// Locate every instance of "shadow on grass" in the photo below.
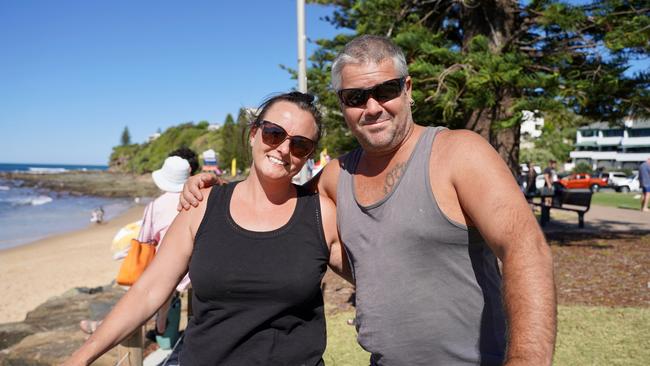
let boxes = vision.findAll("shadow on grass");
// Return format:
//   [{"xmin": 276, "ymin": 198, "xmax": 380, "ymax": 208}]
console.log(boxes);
[{"xmin": 544, "ymin": 229, "xmax": 650, "ymax": 248}]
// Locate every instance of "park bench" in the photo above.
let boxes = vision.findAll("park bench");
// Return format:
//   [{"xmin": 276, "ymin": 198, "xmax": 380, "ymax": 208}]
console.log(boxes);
[{"xmin": 531, "ymin": 188, "xmax": 593, "ymax": 228}]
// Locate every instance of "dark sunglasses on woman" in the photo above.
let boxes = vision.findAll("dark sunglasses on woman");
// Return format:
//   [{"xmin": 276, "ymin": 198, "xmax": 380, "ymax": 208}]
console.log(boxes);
[
  {"xmin": 259, "ymin": 121, "xmax": 316, "ymax": 158},
  {"xmin": 337, "ymin": 77, "xmax": 406, "ymax": 108}
]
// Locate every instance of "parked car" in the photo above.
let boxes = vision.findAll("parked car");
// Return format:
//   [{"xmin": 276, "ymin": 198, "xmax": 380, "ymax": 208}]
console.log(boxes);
[
  {"xmin": 600, "ymin": 171, "xmax": 630, "ymax": 188},
  {"xmin": 615, "ymin": 174, "xmax": 640, "ymax": 193},
  {"xmin": 558, "ymin": 173, "xmax": 608, "ymax": 191}
]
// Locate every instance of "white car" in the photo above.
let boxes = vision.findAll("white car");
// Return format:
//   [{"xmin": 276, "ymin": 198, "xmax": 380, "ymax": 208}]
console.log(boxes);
[
  {"xmin": 605, "ymin": 172, "xmax": 630, "ymax": 188},
  {"xmin": 615, "ymin": 174, "xmax": 640, "ymax": 193}
]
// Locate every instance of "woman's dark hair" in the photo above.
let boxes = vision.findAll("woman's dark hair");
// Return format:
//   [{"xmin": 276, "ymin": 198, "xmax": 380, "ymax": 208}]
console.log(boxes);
[
  {"xmin": 169, "ymin": 147, "xmax": 199, "ymax": 174},
  {"xmin": 245, "ymin": 91, "xmax": 323, "ymax": 145}
]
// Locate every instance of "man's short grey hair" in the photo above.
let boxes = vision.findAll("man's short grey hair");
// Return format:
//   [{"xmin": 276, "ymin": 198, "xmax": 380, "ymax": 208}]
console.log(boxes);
[{"xmin": 331, "ymin": 35, "xmax": 409, "ymax": 90}]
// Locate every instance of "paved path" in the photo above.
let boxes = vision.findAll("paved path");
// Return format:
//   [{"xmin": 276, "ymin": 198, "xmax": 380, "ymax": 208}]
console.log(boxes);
[{"xmin": 541, "ymin": 203, "xmax": 650, "ymax": 233}]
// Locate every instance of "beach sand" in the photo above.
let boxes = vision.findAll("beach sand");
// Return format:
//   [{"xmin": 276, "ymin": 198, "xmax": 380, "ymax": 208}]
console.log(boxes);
[{"xmin": 0, "ymin": 206, "xmax": 144, "ymax": 324}]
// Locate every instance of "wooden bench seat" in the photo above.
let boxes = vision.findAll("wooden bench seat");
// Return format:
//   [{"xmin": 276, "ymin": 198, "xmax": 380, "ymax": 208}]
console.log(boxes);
[{"xmin": 531, "ymin": 189, "xmax": 592, "ymax": 228}]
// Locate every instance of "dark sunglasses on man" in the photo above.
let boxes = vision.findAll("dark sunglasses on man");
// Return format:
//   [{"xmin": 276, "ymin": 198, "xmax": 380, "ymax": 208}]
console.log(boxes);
[
  {"xmin": 259, "ymin": 121, "xmax": 316, "ymax": 158},
  {"xmin": 337, "ymin": 77, "xmax": 406, "ymax": 108}
]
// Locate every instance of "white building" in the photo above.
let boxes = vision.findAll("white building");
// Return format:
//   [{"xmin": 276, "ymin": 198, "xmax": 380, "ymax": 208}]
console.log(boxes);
[
  {"xmin": 520, "ymin": 110, "xmax": 544, "ymax": 149},
  {"xmin": 148, "ymin": 132, "xmax": 161, "ymax": 142},
  {"xmin": 570, "ymin": 119, "xmax": 650, "ymax": 170}
]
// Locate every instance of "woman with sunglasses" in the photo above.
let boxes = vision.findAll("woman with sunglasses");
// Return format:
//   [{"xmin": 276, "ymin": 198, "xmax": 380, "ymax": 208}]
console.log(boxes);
[{"xmin": 64, "ymin": 92, "xmax": 350, "ymax": 366}]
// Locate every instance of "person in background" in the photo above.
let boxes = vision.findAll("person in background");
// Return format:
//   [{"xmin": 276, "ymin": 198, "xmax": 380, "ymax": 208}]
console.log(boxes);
[
  {"xmin": 525, "ymin": 162, "xmax": 539, "ymax": 199},
  {"xmin": 65, "ymin": 92, "xmax": 350, "ymax": 365},
  {"xmin": 80, "ymin": 149, "xmax": 198, "ymax": 340},
  {"xmin": 639, "ymin": 157, "xmax": 650, "ymax": 212},
  {"xmin": 172, "ymin": 147, "xmax": 200, "ymax": 176},
  {"xmin": 90, "ymin": 206, "xmax": 104, "ymax": 224},
  {"xmin": 543, "ymin": 159, "xmax": 558, "ymax": 205}
]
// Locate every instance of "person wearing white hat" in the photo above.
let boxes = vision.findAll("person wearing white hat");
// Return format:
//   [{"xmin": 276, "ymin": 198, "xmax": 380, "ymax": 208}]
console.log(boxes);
[
  {"xmin": 152, "ymin": 156, "xmax": 191, "ymax": 193},
  {"xmin": 79, "ymin": 152, "xmax": 195, "ymax": 344}
]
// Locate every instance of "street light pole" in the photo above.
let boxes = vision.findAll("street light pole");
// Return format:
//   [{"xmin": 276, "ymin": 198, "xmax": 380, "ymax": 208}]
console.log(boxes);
[
  {"xmin": 295, "ymin": 0, "xmax": 310, "ymax": 185},
  {"xmin": 297, "ymin": 0, "xmax": 307, "ymax": 93}
]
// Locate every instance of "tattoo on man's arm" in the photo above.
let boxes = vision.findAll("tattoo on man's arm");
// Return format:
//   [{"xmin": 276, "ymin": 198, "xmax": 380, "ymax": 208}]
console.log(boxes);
[{"xmin": 383, "ymin": 162, "xmax": 407, "ymax": 194}]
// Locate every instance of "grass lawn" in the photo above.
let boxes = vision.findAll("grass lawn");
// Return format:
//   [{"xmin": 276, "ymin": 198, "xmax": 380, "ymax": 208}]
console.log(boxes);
[
  {"xmin": 324, "ymin": 306, "xmax": 650, "ymax": 365},
  {"xmin": 555, "ymin": 305, "xmax": 650, "ymax": 366},
  {"xmin": 324, "ymin": 311, "xmax": 369, "ymax": 365},
  {"xmin": 592, "ymin": 191, "xmax": 641, "ymax": 209}
]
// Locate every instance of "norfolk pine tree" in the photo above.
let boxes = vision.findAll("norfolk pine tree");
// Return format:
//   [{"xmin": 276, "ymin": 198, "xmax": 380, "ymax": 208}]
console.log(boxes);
[
  {"xmin": 219, "ymin": 114, "xmax": 237, "ymax": 168},
  {"xmin": 235, "ymin": 108, "xmax": 253, "ymax": 169},
  {"xmin": 120, "ymin": 126, "xmax": 131, "ymax": 146},
  {"xmin": 304, "ymin": 0, "xmax": 649, "ymax": 173}
]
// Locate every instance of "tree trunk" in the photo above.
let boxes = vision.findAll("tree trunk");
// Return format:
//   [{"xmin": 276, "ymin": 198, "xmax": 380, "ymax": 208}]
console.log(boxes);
[{"xmin": 461, "ymin": 0, "xmax": 521, "ymax": 175}]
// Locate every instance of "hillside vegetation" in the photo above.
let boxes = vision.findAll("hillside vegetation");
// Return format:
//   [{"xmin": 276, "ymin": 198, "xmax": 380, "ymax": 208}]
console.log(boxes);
[{"xmin": 110, "ymin": 118, "xmax": 236, "ymax": 174}]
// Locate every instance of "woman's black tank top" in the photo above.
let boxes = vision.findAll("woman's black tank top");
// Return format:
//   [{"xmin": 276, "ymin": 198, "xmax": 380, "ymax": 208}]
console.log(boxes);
[{"xmin": 180, "ymin": 182, "xmax": 330, "ymax": 366}]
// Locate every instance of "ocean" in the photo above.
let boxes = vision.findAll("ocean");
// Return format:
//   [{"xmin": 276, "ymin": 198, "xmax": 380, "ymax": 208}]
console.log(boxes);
[
  {"xmin": 0, "ymin": 163, "xmax": 134, "ymax": 250},
  {"xmin": 0, "ymin": 162, "xmax": 108, "ymax": 173}
]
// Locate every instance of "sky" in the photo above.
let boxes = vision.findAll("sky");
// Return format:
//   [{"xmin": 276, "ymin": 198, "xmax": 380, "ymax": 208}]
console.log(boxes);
[
  {"xmin": 1, "ymin": 1, "xmax": 647, "ymax": 165},
  {"xmin": 0, "ymin": 0, "xmax": 345, "ymax": 165}
]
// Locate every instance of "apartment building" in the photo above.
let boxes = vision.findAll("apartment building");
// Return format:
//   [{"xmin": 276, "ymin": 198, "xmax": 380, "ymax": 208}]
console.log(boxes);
[{"xmin": 570, "ymin": 119, "xmax": 650, "ymax": 170}]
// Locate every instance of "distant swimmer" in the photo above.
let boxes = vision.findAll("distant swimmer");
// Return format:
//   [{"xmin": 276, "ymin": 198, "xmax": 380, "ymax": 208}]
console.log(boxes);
[{"xmin": 90, "ymin": 206, "xmax": 104, "ymax": 224}]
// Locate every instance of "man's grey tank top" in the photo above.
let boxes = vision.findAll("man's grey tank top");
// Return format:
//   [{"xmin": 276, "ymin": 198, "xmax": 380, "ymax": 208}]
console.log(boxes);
[{"xmin": 337, "ymin": 127, "xmax": 506, "ymax": 366}]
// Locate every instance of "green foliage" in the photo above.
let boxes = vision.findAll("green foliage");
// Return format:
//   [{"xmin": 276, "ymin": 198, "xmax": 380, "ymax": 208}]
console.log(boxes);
[
  {"xmin": 110, "ymin": 122, "xmax": 221, "ymax": 174},
  {"xmin": 219, "ymin": 113, "xmax": 239, "ymax": 171},
  {"xmin": 236, "ymin": 109, "xmax": 253, "ymax": 169},
  {"xmin": 219, "ymin": 108, "xmax": 251, "ymax": 171},
  {"xmin": 191, "ymin": 129, "xmax": 222, "ymax": 161},
  {"xmin": 304, "ymin": 0, "xmax": 649, "ymax": 168},
  {"xmin": 217, "ymin": 110, "xmax": 255, "ymax": 173},
  {"xmin": 620, "ymin": 167, "xmax": 634, "ymax": 177},
  {"xmin": 572, "ymin": 162, "xmax": 593, "ymax": 174},
  {"xmin": 109, "ymin": 144, "xmax": 142, "ymax": 173},
  {"xmin": 120, "ymin": 126, "xmax": 131, "ymax": 146},
  {"xmin": 520, "ymin": 147, "xmax": 557, "ymax": 168}
]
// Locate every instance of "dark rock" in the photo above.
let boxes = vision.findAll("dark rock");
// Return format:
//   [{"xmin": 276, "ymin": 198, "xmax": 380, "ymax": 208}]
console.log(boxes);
[
  {"xmin": 0, "ymin": 284, "xmax": 125, "ymax": 365},
  {"xmin": 0, "ymin": 322, "xmax": 38, "ymax": 350}
]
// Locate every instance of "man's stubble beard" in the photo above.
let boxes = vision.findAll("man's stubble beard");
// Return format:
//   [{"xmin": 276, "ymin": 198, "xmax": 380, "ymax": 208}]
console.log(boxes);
[{"xmin": 351, "ymin": 114, "xmax": 414, "ymax": 156}]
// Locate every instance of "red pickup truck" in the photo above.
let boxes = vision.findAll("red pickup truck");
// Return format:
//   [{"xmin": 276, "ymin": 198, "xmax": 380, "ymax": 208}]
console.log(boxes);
[{"xmin": 558, "ymin": 173, "xmax": 608, "ymax": 191}]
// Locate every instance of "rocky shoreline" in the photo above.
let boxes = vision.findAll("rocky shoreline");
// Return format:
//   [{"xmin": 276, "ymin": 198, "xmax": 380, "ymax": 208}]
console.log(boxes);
[
  {"xmin": 0, "ymin": 171, "xmax": 160, "ymax": 198},
  {"xmin": 0, "ymin": 284, "xmax": 126, "ymax": 366}
]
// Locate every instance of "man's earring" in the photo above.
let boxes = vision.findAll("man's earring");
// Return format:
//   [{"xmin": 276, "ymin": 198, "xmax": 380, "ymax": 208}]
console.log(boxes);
[{"xmin": 409, "ymin": 99, "xmax": 415, "ymax": 107}]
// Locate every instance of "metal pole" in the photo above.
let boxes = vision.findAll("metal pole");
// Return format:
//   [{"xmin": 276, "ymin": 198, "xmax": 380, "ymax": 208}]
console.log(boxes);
[
  {"xmin": 297, "ymin": 0, "xmax": 307, "ymax": 93},
  {"xmin": 295, "ymin": 0, "xmax": 310, "ymax": 185}
]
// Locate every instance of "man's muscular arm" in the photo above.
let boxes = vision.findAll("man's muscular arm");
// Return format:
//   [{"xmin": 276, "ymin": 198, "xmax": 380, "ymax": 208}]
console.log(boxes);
[{"xmin": 447, "ymin": 131, "xmax": 556, "ymax": 366}]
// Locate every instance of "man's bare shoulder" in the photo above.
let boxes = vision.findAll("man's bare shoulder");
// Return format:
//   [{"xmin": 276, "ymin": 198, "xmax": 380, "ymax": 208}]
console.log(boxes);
[{"xmin": 435, "ymin": 128, "xmax": 490, "ymax": 153}]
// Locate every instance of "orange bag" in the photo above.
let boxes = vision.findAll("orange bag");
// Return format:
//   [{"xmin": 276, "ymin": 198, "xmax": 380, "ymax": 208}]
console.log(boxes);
[
  {"xmin": 116, "ymin": 238, "xmax": 156, "ymax": 285},
  {"xmin": 116, "ymin": 201, "xmax": 157, "ymax": 286}
]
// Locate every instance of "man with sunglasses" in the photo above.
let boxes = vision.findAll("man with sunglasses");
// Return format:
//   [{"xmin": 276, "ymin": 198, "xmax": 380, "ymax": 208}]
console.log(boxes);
[{"xmin": 180, "ymin": 35, "xmax": 556, "ymax": 366}]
